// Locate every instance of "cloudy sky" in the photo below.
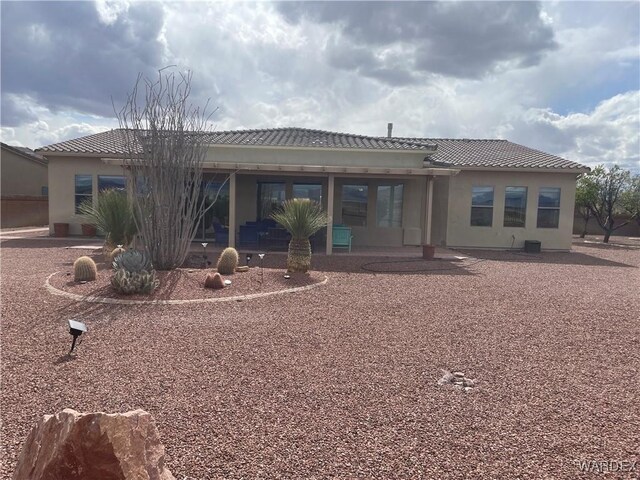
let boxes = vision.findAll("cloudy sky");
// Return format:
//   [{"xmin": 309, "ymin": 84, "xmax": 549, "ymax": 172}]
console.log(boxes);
[{"xmin": 1, "ymin": 1, "xmax": 638, "ymax": 170}]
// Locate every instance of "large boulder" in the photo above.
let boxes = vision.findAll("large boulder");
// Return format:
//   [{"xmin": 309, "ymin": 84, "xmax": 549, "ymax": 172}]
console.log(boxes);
[{"xmin": 13, "ymin": 408, "xmax": 175, "ymax": 480}]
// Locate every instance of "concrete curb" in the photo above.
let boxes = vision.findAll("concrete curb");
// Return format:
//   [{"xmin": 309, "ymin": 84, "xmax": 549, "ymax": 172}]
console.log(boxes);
[{"xmin": 45, "ymin": 272, "xmax": 328, "ymax": 305}]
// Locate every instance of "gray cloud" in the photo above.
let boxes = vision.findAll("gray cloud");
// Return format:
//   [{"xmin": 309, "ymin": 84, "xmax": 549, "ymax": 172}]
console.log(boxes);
[
  {"xmin": 278, "ymin": 1, "xmax": 557, "ymax": 82},
  {"xmin": 0, "ymin": 1, "xmax": 165, "ymax": 123},
  {"xmin": 1, "ymin": 95, "xmax": 38, "ymax": 127}
]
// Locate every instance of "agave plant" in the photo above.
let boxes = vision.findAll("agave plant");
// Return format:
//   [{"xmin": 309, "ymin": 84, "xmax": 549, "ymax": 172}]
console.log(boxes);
[
  {"xmin": 271, "ymin": 199, "xmax": 328, "ymax": 273},
  {"xmin": 112, "ymin": 249, "xmax": 153, "ymax": 273},
  {"xmin": 78, "ymin": 189, "xmax": 137, "ymax": 247}
]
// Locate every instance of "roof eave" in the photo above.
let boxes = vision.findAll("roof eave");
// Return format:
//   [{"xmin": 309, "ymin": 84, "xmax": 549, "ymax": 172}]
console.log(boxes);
[{"xmin": 453, "ymin": 165, "xmax": 590, "ymax": 174}]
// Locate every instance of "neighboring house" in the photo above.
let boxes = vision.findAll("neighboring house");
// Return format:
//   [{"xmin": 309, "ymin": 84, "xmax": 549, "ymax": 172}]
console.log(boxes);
[
  {"xmin": 35, "ymin": 127, "xmax": 589, "ymax": 251},
  {"xmin": 0, "ymin": 142, "xmax": 49, "ymax": 227}
]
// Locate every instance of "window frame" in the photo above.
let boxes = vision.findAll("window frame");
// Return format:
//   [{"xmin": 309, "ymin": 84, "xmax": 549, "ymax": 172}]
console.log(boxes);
[
  {"xmin": 376, "ymin": 183, "xmax": 404, "ymax": 228},
  {"xmin": 257, "ymin": 182, "xmax": 286, "ymax": 220},
  {"xmin": 503, "ymin": 186, "xmax": 528, "ymax": 228},
  {"xmin": 536, "ymin": 187, "xmax": 561, "ymax": 229},
  {"xmin": 292, "ymin": 183, "xmax": 323, "ymax": 204},
  {"xmin": 470, "ymin": 185, "xmax": 494, "ymax": 227},
  {"xmin": 74, "ymin": 174, "xmax": 93, "ymax": 214},
  {"xmin": 341, "ymin": 184, "xmax": 369, "ymax": 227},
  {"xmin": 97, "ymin": 175, "xmax": 127, "ymax": 193}
]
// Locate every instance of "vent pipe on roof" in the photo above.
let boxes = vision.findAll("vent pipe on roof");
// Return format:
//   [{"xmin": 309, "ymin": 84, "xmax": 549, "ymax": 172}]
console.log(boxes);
[{"xmin": 387, "ymin": 123, "xmax": 393, "ymax": 138}]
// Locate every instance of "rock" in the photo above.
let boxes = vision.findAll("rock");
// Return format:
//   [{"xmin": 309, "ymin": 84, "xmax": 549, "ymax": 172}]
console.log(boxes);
[
  {"xmin": 453, "ymin": 371, "xmax": 465, "ymax": 378},
  {"xmin": 12, "ymin": 408, "xmax": 174, "ymax": 480},
  {"xmin": 204, "ymin": 272, "xmax": 224, "ymax": 289},
  {"xmin": 235, "ymin": 266, "xmax": 249, "ymax": 273}
]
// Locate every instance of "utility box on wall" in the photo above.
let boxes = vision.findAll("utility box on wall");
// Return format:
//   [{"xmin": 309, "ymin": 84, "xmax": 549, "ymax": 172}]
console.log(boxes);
[{"xmin": 524, "ymin": 240, "xmax": 541, "ymax": 253}]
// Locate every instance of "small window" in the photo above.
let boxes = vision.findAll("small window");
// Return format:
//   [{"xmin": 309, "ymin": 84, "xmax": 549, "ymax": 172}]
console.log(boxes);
[
  {"xmin": 537, "ymin": 187, "xmax": 561, "ymax": 228},
  {"xmin": 41, "ymin": 186, "xmax": 48, "ymax": 196},
  {"xmin": 293, "ymin": 183, "xmax": 322, "ymax": 203},
  {"xmin": 75, "ymin": 175, "xmax": 92, "ymax": 213},
  {"xmin": 470, "ymin": 186, "xmax": 494, "ymax": 227},
  {"xmin": 342, "ymin": 185, "xmax": 368, "ymax": 226},
  {"xmin": 98, "ymin": 175, "xmax": 126, "ymax": 192},
  {"xmin": 376, "ymin": 184, "xmax": 403, "ymax": 227},
  {"xmin": 504, "ymin": 187, "xmax": 527, "ymax": 227}
]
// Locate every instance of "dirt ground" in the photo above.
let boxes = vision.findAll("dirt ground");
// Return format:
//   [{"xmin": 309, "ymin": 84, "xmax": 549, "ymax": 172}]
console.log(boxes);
[{"xmin": 1, "ymin": 235, "xmax": 638, "ymax": 479}]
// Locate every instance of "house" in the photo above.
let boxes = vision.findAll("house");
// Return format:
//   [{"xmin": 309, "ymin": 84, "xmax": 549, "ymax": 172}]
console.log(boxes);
[
  {"xmin": 35, "ymin": 127, "xmax": 589, "ymax": 251},
  {"xmin": 1, "ymin": 142, "xmax": 49, "ymax": 227}
]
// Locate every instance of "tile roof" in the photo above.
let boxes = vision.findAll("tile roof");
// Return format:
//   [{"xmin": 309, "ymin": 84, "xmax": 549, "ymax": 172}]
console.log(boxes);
[
  {"xmin": 35, "ymin": 128, "xmax": 434, "ymax": 154},
  {"xmin": 1, "ymin": 142, "xmax": 47, "ymax": 164},
  {"xmin": 35, "ymin": 128, "xmax": 588, "ymax": 171},
  {"xmin": 395, "ymin": 137, "xmax": 587, "ymax": 170}
]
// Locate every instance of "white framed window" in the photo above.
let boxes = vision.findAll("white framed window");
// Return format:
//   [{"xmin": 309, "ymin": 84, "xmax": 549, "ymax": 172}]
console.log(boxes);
[
  {"xmin": 504, "ymin": 186, "xmax": 527, "ymax": 227},
  {"xmin": 537, "ymin": 187, "xmax": 561, "ymax": 228},
  {"xmin": 74, "ymin": 174, "xmax": 92, "ymax": 213},
  {"xmin": 470, "ymin": 186, "xmax": 494, "ymax": 227}
]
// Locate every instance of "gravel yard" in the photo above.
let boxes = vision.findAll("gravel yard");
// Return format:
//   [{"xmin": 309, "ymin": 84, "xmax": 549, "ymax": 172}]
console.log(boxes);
[{"xmin": 1, "ymin": 237, "xmax": 639, "ymax": 479}]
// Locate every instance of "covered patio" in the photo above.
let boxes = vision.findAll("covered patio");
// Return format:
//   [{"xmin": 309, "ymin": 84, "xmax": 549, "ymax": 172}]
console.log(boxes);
[{"xmin": 197, "ymin": 160, "xmax": 458, "ymax": 255}]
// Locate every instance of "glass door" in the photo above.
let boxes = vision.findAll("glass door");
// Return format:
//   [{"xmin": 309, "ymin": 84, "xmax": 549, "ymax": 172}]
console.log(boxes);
[{"xmin": 195, "ymin": 175, "xmax": 230, "ymax": 241}]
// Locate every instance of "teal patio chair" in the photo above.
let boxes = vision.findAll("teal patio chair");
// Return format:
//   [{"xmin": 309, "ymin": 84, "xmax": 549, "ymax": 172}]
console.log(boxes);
[{"xmin": 332, "ymin": 225, "xmax": 353, "ymax": 252}]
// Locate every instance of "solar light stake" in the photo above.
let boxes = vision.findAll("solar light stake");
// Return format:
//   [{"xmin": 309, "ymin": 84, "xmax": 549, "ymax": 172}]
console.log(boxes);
[
  {"xmin": 246, "ymin": 253, "xmax": 253, "ymax": 267},
  {"xmin": 68, "ymin": 320, "xmax": 87, "ymax": 354},
  {"xmin": 201, "ymin": 243, "xmax": 208, "ymax": 268},
  {"xmin": 258, "ymin": 253, "xmax": 265, "ymax": 287}
]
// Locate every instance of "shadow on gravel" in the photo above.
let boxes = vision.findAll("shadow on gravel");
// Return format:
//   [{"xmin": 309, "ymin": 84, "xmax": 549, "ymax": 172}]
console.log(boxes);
[
  {"xmin": 258, "ymin": 255, "xmax": 478, "ymax": 276},
  {"xmin": 0, "ymin": 238, "xmax": 102, "ymax": 249},
  {"xmin": 455, "ymin": 249, "xmax": 636, "ymax": 268},
  {"xmin": 53, "ymin": 354, "xmax": 78, "ymax": 365},
  {"xmin": 572, "ymin": 241, "xmax": 640, "ymax": 251}
]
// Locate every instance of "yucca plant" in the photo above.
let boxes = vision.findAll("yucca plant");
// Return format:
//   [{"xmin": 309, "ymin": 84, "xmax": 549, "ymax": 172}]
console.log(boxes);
[
  {"xmin": 271, "ymin": 199, "xmax": 328, "ymax": 273},
  {"xmin": 78, "ymin": 189, "xmax": 137, "ymax": 248}
]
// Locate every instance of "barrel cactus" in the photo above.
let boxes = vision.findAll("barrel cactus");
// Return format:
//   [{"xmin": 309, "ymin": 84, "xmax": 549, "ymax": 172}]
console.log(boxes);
[
  {"xmin": 73, "ymin": 256, "xmax": 97, "ymax": 282},
  {"xmin": 110, "ymin": 247, "xmax": 126, "ymax": 262},
  {"xmin": 216, "ymin": 247, "xmax": 239, "ymax": 275},
  {"xmin": 204, "ymin": 272, "xmax": 224, "ymax": 289}
]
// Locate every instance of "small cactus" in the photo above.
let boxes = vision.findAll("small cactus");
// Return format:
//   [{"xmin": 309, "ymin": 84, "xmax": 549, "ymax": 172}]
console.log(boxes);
[
  {"xmin": 204, "ymin": 272, "xmax": 225, "ymax": 289},
  {"xmin": 74, "ymin": 256, "xmax": 97, "ymax": 282},
  {"xmin": 110, "ymin": 247, "xmax": 126, "ymax": 262},
  {"xmin": 216, "ymin": 247, "xmax": 239, "ymax": 275},
  {"xmin": 111, "ymin": 268, "xmax": 158, "ymax": 294}
]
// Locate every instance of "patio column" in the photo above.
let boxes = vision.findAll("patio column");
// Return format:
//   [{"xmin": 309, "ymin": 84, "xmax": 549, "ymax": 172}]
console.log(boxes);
[
  {"xmin": 229, "ymin": 172, "xmax": 237, "ymax": 248},
  {"xmin": 326, "ymin": 174, "xmax": 335, "ymax": 255},
  {"xmin": 424, "ymin": 175, "xmax": 434, "ymax": 245}
]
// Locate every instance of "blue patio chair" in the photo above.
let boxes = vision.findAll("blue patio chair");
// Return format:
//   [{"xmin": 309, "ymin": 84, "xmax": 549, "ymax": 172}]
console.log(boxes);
[
  {"xmin": 239, "ymin": 224, "xmax": 258, "ymax": 246},
  {"xmin": 332, "ymin": 225, "xmax": 353, "ymax": 252}
]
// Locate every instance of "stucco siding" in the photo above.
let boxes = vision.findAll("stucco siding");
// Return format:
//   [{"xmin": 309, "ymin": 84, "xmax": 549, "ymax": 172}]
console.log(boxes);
[
  {"xmin": 207, "ymin": 146, "xmax": 425, "ymax": 169},
  {"xmin": 445, "ymin": 170, "xmax": 578, "ymax": 250},
  {"xmin": 1, "ymin": 150, "xmax": 48, "ymax": 196},
  {"xmin": 48, "ymin": 156, "xmax": 127, "ymax": 235}
]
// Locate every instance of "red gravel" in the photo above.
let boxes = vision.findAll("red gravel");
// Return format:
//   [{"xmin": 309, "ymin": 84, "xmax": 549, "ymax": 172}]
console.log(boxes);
[
  {"xmin": 1, "ymin": 237, "xmax": 639, "ymax": 479},
  {"xmin": 49, "ymin": 257, "xmax": 323, "ymax": 301}
]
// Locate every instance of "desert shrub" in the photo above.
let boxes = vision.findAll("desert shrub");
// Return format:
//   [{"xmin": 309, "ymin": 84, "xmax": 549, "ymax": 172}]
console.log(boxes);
[{"xmin": 78, "ymin": 189, "xmax": 137, "ymax": 247}]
